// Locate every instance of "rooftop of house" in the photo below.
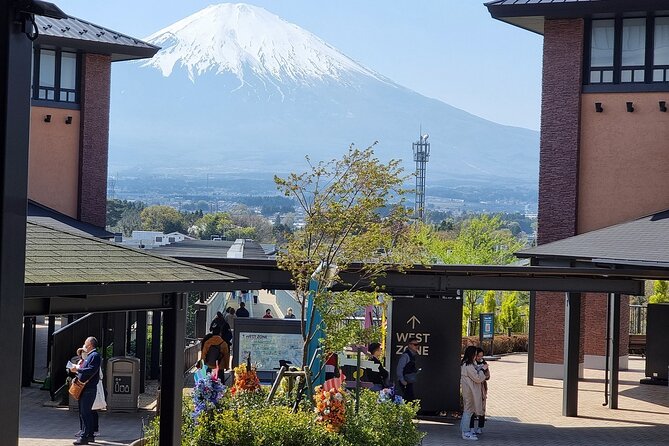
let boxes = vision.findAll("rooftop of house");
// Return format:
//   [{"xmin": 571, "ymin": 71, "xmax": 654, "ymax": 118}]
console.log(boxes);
[
  {"xmin": 35, "ymin": 14, "xmax": 159, "ymax": 61},
  {"xmin": 486, "ymin": 0, "xmax": 669, "ymax": 34}
]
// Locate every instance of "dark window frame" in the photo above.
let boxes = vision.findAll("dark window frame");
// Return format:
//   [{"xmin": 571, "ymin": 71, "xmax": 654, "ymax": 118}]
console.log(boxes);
[
  {"xmin": 584, "ymin": 14, "xmax": 669, "ymax": 92},
  {"xmin": 31, "ymin": 47, "xmax": 81, "ymax": 107}
]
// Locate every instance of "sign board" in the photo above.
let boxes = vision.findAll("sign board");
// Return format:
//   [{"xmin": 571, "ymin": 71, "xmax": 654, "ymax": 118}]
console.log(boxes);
[
  {"xmin": 480, "ymin": 313, "xmax": 494, "ymax": 340},
  {"xmin": 113, "ymin": 375, "xmax": 132, "ymax": 394},
  {"xmin": 238, "ymin": 332, "xmax": 303, "ymax": 371},
  {"xmin": 389, "ymin": 295, "xmax": 462, "ymax": 413},
  {"xmin": 233, "ymin": 318, "xmax": 302, "ymax": 382}
]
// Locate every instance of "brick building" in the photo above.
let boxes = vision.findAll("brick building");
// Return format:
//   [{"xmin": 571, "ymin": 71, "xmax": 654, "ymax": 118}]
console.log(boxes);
[
  {"xmin": 29, "ymin": 15, "xmax": 157, "ymax": 228},
  {"xmin": 487, "ymin": 0, "xmax": 669, "ymax": 378}
]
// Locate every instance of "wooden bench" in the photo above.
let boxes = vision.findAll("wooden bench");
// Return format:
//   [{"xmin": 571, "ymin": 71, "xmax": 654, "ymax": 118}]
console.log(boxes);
[{"xmin": 628, "ymin": 334, "xmax": 646, "ymax": 357}]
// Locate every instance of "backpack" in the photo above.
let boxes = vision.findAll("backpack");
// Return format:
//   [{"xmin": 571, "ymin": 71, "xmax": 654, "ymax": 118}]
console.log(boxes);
[{"xmin": 205, "ymin": 341, "xmax": 223, "ymax": 368}]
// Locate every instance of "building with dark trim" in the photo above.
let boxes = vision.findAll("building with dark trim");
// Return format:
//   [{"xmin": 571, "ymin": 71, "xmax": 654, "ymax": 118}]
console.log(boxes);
[
  {"xmin": 29, "ymin": 15, "xmax": 157, "ymax": 228},
  {"xmin": 487, "ymin": 0, "xmax": 669, "ymax": 378}
]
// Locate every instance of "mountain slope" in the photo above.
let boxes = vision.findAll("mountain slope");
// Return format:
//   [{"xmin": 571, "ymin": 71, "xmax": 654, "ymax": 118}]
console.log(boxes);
[{"xmin": 108, "ymin": 3, "xmax": 538, "ymax": 183}]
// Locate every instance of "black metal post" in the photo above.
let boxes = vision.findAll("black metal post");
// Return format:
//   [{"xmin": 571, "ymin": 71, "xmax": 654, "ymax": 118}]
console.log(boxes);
[
  {"xmin": 21, "ymin": 317, "xmax": 34, "ymax": 387},
  {"xmin": 112, "ymin": 312, "xmax": 127, "ymax": 357},
  {"xmin": 562, "ymin": 292, "xmax": 581, "ymax": 417},
  {"xmin": 527, "ymin": 291, "xmax": 536, "ymax": 385},
  {"xmin": 0, "ymin": 2, "xmax": 31, "ymax": 442},
  {"xmin": 608, "ymin": 293, "xmax": 621, "ymax": 409},
  {"xmin": 136, "ymin": 310, "xmax": 147, "ymax": 394},
  {"xmin": 160, "ymin": 293, "xmax": 186, "ymax": 446},
  {"xmin": 150, "ymin": 310, "xmax": 162, "ymax": 379},
  {"xmin": 46, "ymin": 315, "xmax": 55, "ymax": 367}
]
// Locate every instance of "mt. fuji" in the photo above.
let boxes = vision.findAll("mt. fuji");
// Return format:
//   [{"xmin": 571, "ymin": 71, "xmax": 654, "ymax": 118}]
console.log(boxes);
[{"xmin": 109, "ymin": 3, "xmax": 538, "ymax": 184}]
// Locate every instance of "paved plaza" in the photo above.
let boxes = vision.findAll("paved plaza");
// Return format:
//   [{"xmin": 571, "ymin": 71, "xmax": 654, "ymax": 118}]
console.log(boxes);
[{"xmin": 19, "ymin": 353, "xmax": 668, "ymax": 445}]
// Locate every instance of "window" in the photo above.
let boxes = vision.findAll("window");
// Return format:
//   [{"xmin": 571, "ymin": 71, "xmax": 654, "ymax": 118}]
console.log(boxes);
[
  {"xmin": 32, "ymin": 48, "xmax": 78, "ymax": 103},
  {"xmin": 586, "ymin": 16, "xmax": 669, "ymax": 87},
  {"xmin": 155, "ymin": 237, "xmax": 163, "ymax": 242}
]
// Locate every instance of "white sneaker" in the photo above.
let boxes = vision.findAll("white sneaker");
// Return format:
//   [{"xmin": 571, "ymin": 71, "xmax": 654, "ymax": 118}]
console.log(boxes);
[
  {"xmin": 475, "ymin": 427, "xmax": 483, "ymax": 435},
  {"xmin": 462, "ymin": 432, "xmax": 479, "ymax": 441}
]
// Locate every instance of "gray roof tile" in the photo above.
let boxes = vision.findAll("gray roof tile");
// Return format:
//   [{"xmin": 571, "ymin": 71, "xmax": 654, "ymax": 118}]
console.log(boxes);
[{"xmin": 517, "ymin": 209, "xmax": 669, "ymax": 267}]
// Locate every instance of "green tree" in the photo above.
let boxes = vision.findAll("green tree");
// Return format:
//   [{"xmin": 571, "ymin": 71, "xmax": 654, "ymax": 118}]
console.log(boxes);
[
  {"xmin": 140, "ymin": 205, "xmax": 186, "ymax": 234},
  {"xmin": 191, "ymin": 212, "xmax": 233, "ymax": 240},
  {"xmin": 499, "ymin": 291, "xmax": 524, "ymax": 334},
  {"xmin": 275, "ymin": 145, "xmax": 425, "ymax": 378},
  {"xmin": 649, "ymin": 280, "xmax": 669, "ymax": 304},
  {"xmin": 114, "ymin": 207, "xmax": 142, "ymax": 236}
]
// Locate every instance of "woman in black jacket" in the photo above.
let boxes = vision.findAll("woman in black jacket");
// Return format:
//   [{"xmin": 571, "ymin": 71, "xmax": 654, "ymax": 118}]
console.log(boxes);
[{"xmin": 367, "ymin": 342, "xmax": 389, "ymax": 391}]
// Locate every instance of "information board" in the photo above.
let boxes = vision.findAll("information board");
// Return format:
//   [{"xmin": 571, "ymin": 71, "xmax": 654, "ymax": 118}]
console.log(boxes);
[
  {"xmin": 480, "ymin": 313, "xmax": 494, "ymax": 340},
  {"xmin": 237, "ymin": 332, "xmax": 303, "ymax": 371},
  {"xmin": 390, "ymin": 296, "xmax": 462, "ymax": 413}
]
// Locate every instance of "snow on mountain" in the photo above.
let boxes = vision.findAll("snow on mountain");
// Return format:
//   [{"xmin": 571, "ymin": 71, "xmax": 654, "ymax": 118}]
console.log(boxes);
[
  {"xmin": 109, "ymin": 3, "xmax": 539, "ymax": 185},
  {"xmin": 142, "ymin": 3, "xmax": 391, "ymax": 88}
]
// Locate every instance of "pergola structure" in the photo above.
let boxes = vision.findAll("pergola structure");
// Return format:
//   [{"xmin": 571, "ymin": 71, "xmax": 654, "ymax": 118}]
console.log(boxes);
[{"xmin": 152, "ymin": 246, "xmax": 669, "ymax": 421}]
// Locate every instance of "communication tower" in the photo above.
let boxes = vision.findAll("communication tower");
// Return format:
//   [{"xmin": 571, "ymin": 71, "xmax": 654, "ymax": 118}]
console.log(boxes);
[{"xmin": 412, "ymin": 132, "xmax": 430, "ymax": 222}]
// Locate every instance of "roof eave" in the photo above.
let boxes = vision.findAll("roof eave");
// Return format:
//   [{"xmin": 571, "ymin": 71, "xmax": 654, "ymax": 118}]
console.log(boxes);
[{"xmin": 36, "ymin": 35, "xmax": 159, "ymax": 62}]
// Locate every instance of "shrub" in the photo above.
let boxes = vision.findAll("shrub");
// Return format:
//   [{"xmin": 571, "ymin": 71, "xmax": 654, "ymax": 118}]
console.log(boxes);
[{"xmin": 461, "ymin": 335, "xmax": 528, "ymax": 354}]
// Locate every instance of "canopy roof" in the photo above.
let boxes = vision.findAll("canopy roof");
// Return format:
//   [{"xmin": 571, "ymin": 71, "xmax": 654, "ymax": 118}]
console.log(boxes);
[{"xmin": 517, "ymin": 209, "xmax": 669, "ymax": 270}]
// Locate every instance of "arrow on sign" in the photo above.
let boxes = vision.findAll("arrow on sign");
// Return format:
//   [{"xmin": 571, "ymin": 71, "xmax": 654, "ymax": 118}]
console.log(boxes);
[{"xmin": 407, "ymin": 315, "xmax": 421, "ymax": 329}]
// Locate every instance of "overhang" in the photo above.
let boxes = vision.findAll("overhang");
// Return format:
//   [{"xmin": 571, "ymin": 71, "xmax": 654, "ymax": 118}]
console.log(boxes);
[
  {"xmin": 34, "ymin": 15, "xmax": 159, "ymax": 61},
  {"xmin": 486, "ymin": 0, "xmax": 669, "ymax": 35}
]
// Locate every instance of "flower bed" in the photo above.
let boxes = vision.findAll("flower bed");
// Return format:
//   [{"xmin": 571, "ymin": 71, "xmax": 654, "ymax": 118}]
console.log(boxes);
[{"xmin": 144, "ymin": 381, "xmax": 424, "ymax": 446}]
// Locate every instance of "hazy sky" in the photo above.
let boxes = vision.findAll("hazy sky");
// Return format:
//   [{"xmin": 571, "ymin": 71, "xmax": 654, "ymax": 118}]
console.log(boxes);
[{"xmin": 55, "ymin": 1, "xmax": 543, "ymax": 130}]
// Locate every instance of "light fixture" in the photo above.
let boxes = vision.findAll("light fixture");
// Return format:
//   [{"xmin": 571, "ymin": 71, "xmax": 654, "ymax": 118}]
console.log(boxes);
[
  {"xmin": 65, "ymin": 116, "xmax": 72, "ymax": 124},
  {"xmin": 660, "ymin": 101, "xmax": 667, "ymax": 112},
  {"xmin": 595, "ymin": 102, "xmax": 603, "ymax": 113},
  {"xmin": 43, "ymin": 114, "xmax": 51, "ymax": 122},
  {"xmin": 626, "ymin": 102, "xmax": 634, "ymax": 113}
]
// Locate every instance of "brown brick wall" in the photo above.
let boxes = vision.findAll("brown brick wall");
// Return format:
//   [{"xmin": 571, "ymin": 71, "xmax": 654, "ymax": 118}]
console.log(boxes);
[
  {"xmin": 583, "ymin": 294, "xmax": 630, "ymax": 358},
  {"xmin": 534, "ymin": 292, "xmax": 585, "ymax": 364},
  {"xmin": 537, "ymin": 19, "xmax": 584, "ymax": 245},
  {"xmin": 78, "ymin": 53, "xmax": 111, "ymax": 228}
]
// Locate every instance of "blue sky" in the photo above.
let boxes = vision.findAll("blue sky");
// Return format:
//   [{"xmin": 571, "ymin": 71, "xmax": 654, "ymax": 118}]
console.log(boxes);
[{"xmin": 55, "ymin": 1, "xmax": 543, "ymax": 130}]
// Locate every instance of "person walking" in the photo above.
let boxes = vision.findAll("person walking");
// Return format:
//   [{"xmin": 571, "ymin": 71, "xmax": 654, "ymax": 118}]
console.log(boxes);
[
  {"xmin": 198, "ymin": 326, "xmax": 231, "ymax": 373},
  {"xmin": 396, "ymin": 337, "xmax": 420, "ymax": 401},
  {"xmin": 262, "ymin": 308, "xmax": 273, "ymax": 318},
  {"xmin": 70, "ymin": 336, "xmax": 102, "ymax": 445},
  {"xmin": 284, "ymin": 307, "xmax": 296, "ymax": 319},
  {"xmin": 469, "ymin": 347, "xmax": 490, "ymax": 435},
  {"xmin": 224, "ymin": 307, "xmax": 236, "ymax": 330},
  {"xmin": 210, "ymin": 311, "xmax": 225, "ymax": 332},
  {"xmin": 460, "ymin": 345, "xmax": 487, "ymax": 441},
  {"xmin": 235, "ymin": 301, "xmax": 250, "ymax": 318}
]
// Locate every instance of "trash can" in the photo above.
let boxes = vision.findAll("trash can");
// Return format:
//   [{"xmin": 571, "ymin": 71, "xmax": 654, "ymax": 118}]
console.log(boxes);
[{"xmin": 106, "ymin": 357, "xmax": 140, "ymax": 412}]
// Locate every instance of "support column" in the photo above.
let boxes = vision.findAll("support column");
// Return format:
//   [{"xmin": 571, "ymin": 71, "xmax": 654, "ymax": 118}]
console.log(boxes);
[
  {"xmin": 160, "ymin": 293, "xmax": 186, "ymax": 446},
  {"xmin": 608, "ymin": 293, "xmax": 621, "ymax": 409},
  {"xmin": 150, "ymin": 310, "xmax": 161, "ymax": 379},
  {"xmin": 0, "ymin": 4, "xmax": 32, "ymax": 441},
  {"xmin": 46, "ymin": 316, "xmax": 55, "ymax": 367},
  {"xmin": 112, "ymin": 312, "xmax": 127, "ymax": 357},
  {"xmin": 21, "ymin": 317, "xmax": 34, "ymax": 387},
  {"xmin": 527, "ymin": 290, "xmax": 536, "ymax": 386},
  {"xmin": 136, "ymin": 311, "xmax": 147, "ymax": 394},
  {"xmin": 563, "ymin": 292, "xmax": 581, "ymax": 417}
]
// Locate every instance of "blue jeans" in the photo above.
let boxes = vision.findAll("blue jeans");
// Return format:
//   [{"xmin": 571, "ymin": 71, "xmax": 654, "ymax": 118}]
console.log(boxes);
[
  {"xmin": 461, "ymin": 411, "xmax": 473, "ymax": 434},
  {"xmin": 78, "ymin": 386, "xmax": 97, "ymax": 438}
]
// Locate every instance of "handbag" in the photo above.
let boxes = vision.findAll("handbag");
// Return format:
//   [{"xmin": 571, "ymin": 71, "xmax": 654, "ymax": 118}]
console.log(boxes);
[
  {"xmin": 68, "ymin": 365, "xmax": 100, "ymax": 401},
  {"xmin": 68, "ymin": 377, "xmax": 89, "ymax": 400},
  {"xmin": 92, "ymin": 370, "xmax": 106, "ymax": 410}
]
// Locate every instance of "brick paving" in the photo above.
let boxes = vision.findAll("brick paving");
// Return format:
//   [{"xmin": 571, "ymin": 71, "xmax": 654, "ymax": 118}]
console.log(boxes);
[
  {"xmin": 419, "ymin": 353, "xmax": 669, "ymax": 445},
  {"xmin": 19, "ymin": 351, "xmax": 667, "ymax": 445}
]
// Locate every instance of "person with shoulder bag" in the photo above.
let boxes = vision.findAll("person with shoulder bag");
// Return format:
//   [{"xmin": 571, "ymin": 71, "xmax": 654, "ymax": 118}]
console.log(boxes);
[{"xmin": 69, "ymin": 336, "xmax": 102, "ymax": 445}]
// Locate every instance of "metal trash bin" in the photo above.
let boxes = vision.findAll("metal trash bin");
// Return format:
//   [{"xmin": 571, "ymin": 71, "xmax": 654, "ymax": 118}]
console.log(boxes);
[{"xmin": 106, "ymin": 357, "xmax": 140, "ymax": 412}]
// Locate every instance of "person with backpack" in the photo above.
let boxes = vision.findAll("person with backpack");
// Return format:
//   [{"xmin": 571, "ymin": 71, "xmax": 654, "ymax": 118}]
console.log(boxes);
[
  {"xmin": 396, "ymin": 337, "xmax": 420, "ymax": 401},
  {"xmin": 198, "ymin": 326, "xmax": 230, "ymax": 373}
]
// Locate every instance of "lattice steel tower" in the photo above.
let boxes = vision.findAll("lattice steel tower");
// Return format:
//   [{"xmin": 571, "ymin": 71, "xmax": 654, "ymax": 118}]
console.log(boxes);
[{"xmin": 413, "ymin": 132, "xmax": 430, "ymax": 222}]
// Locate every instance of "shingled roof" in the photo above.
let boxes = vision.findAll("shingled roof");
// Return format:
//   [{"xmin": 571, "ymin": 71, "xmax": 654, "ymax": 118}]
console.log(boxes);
[
  {"xmin": 35, "ymin": 15, "xmax": 158, "ymax": 61},
  {"xmin": 25, "ymin": 221, "xmax": 246, "ymax": 293},
  {"xmin": 517, "ymin": 209, "xmax": 669, "ymax": 268}
]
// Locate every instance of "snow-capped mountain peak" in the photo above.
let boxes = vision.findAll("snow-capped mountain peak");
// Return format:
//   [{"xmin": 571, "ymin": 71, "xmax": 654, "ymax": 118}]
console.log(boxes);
[{"xmin": 143, "ymin": 3, "xmax": 388, "ymax": 86}]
